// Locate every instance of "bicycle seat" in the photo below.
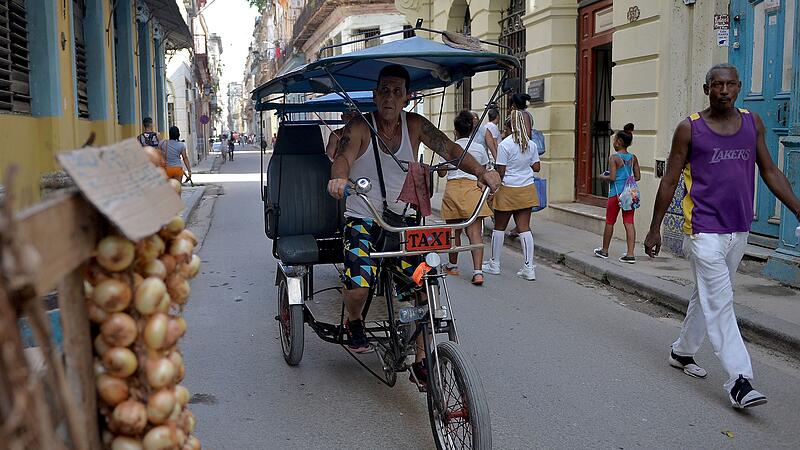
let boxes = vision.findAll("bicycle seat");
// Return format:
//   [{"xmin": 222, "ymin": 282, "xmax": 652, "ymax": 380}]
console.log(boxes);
[{"xmin": 275, "ymin": 235, "xmax": 319, "ymax": 265}]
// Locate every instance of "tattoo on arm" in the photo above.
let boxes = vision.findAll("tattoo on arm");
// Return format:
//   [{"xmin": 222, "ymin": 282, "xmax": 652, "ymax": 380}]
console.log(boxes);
[
  {"xmin": 421, "ymin": 119, "xmax": 451, "ymax": 158},
  {"xmin": 337, "ymin": 128, "xmax": 352, "ymax": 156}
]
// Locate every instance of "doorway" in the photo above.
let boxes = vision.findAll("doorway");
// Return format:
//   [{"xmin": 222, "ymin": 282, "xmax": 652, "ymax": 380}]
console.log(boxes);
[
  {"xmin": 729, "ymin": 0, "xmax": 795, "ymax": 239},
  {"xmin": 576, "ymin": 0, "xmax": 614, "ymax": 206}
]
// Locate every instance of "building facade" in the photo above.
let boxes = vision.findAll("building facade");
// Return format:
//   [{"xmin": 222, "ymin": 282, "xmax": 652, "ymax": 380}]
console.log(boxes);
[
  {"xmin": 395, "ymin": 0, "xmax": 800, "ymax": 283},
  {"xmin": 0, "ymin": 0, "xmax": 191, "ymax": 207}
]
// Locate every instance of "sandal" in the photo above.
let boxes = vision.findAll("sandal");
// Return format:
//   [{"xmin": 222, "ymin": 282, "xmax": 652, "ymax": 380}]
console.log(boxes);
[{"xmin": 471, "ymin": 273, "xmax": 484, "ymax": 286}]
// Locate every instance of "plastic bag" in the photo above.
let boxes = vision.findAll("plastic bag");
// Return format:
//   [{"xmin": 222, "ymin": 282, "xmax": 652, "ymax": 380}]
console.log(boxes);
[
  {"xmin": 617, "ymin": 162, "xmax": 640, "ymax": 211},
  {"xmin": 531, "ymin": 177, "xmax": 547, "ymax": 212}
]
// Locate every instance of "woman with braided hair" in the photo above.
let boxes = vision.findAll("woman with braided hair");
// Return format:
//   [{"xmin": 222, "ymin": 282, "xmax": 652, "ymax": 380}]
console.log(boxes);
[{"xmin": 482, "ymin": 109, "xmax": 541, "ymax": 280}]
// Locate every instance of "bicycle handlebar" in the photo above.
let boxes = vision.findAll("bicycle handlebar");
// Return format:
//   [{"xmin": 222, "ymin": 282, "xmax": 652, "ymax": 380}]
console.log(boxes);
[{"xmin": 344, "ymin": 177, "xmax": 491, "ymax": 234}]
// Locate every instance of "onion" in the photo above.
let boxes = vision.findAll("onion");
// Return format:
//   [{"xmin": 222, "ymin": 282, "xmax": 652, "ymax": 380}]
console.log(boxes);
[
  {"xmin": 164, "ymin": 319, "xmax": 184, "ymax": 350},
  {"xmin": 140, "ymin": 259, "xmax": 168, "ymax": 280},
  {"xmin": 97, "ymin": 374, "xmax": 130, "ymax": 406},
  {"xmin": 160, "ymin": 254, "xmax": 178, "ymax": 275},
  {"xmin": 142, "ymin": 425, "xmax": 178, "ymax": 450},
  {"xmin": 145, "ymin": 357, "xmax": 176, "ymax": 389},
  {"xmin": 84, "ymin": 280, "xmax": 94, "ymax": 298},
  {"xmin": 174, "ymin": 385, "xmax": 189, "ymax": 407},
  {"xmin": 160, "ymin": 216, "xmax": 185, "ymax": 240},
  {"xmin": 93, "ymin": 279, "xmax": 132, "ymax": 312},
  {"xmin": 183, "ymin": 435, "xmax": 201, "ymax": 450},
  {"xmin": 167, "ymin": 351, "xmax": 184, "ymax": 383},
  {"xmin": 101, "ymin": 312, "xmax": 138, "ymax": 347},
  {"xmin": 94, "ymin": 334, "xmax": 111, "ymax": 355},
  {"xmin": 134, "ymin": 272, "xmax": 144, "ymax": 289},
  {"xmin": 169, "ymin": 239, "xmax": 194, "ymax": 264},
  {"xmin": 134, "ymin": 277, "xmax": 167, "ymax": 314},
  {"xmin": 176, "ymin": 230, "xmax": 198, "ymax": 247},
  {"xmin": 87, "ymin": 299, "xmax": 109, "ymax": 324},
  {"xmin": 156, "ymin": 292, "xmax": 172, "ymax": 313},
  {"xmin": 147, "ymin": 388, "xmax": 177, "ymax": 425},
  {"xmin": 179, "ymin": 409, "xmax": 196, "ymax": 434},
  {"xmin": 166, "ymin": 274, "xmax": 190, "ymax": 305},
  {"xmin": 137, "ymin": 234, "xmax": 165, "ymax": 263},
  {"xmin": 178, "ymin": 255, "xmax": 201, "ymax": 279},
  {"xmin": 168, "ymin": 178, "xmax": 182, "ymax": 195},
  {"xmin": 174, "ymin": 317, "xmax": 187, "ymax": 336},
  {"xmin": 103, "ymin": 347, "xmax": 138, "ymax": 378},
  {"xmin": 94, "ymin": 358, "xmax": 106, "ymax": 376},
  {"xmin": 84, "ymin": 262, "xmax": 111, "ymax": 285},
  {"xmin": 112, "ymin": 436, "xmax": 144, "ymax": 450},
  {"xmin": 111, "ymin": 399, "xmax": 147, "ymax": 436},
  {"xmin": 144, "ymin": 313, "xmax": 169, "ymax": 350},
  {"xmin": 143, "ymin": 146, "xmax": 163, "ymax": 166},
  {"xmin": 168, "ymin": 402, "xmax": 182, "ymax": 421},
  {"xmin": 96, "ymin": 235, "xmax": 136, "ymax": 272}
]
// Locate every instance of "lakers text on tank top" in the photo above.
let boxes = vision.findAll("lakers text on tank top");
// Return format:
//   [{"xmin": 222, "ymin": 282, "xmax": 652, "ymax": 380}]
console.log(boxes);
[
  {"xmin": 682, "ymin": 108, "xmax": 757, "ymax": 234},
  {"xmin": 346, "ymin": 111, "xmax": 415, "ymax": 219}
]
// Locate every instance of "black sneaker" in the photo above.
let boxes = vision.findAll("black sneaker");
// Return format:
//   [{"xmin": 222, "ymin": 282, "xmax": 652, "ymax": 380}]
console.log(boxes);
[
  {"xmin": 345, "ymin": 319, "xmax": 372, "ymax": 353},
  {"xmin": 409, "ymin": 359, "xmax": 428, "ymax": 389},
  {"xmin": 668, "ymin": 351, "xmax": 707, "ymax": 378},
  {"xmin": 593, "ymin": 248, "xmax": 609, "ymax": 259},
  {"xmin": 619, "ymin": 255, "xmax": 636, "ymax": 264},
  {"xmin": 729, "ymin": 375, "xmax": 767, "ymax": 409}
]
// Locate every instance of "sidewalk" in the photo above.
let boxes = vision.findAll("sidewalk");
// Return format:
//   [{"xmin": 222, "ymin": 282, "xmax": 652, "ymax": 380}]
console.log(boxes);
[{"xmin": 430, "ymin": 192, "xmax": 800, "ymax": 358}]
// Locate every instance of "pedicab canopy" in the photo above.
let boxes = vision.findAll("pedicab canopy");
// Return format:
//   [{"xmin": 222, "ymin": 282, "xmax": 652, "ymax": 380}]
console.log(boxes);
[
  {"xmin": 255, "ymin": 91, "xmax": 376, "ymax": 114},
  {"xmin": 252, "ymin": 35, "xmax": 520, "ymax": 107}
]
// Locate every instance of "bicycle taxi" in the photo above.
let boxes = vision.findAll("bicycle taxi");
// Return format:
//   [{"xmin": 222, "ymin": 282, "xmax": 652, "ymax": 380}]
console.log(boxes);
[{"xmin": 253, "ymin": 27, "xmax": 518, "ymax": 450}]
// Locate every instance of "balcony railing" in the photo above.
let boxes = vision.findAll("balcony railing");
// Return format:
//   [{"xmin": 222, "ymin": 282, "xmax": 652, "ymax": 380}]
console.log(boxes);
[{"xmin": 292, "ymin": 0, "xmax": 393, "ymax": 49}]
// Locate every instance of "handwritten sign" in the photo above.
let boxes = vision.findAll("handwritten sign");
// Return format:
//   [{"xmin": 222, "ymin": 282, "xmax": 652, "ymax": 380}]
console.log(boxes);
[{"xmin": 57, "ymin": 138, "xmax": 184, "ymax": 241}]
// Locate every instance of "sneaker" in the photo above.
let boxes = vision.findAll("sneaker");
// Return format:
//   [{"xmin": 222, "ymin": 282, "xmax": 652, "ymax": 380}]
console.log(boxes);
[
  {"xmin": 471, "ymin": 273, "xmax": 484, "ymax": 286},
  {"xmin": 729, "ymin": 375, "xmax": 767, "ymax": 409},
  {"xmin": 409, "ymin": 359, "xmax": 428, "ymax": 389},
  {"xmin": 481, "ymin": 259, "xmax": 501, "ymax": 275},
  {"xmin": 516, "ymin": 265, "xmax": 536, "ymax": 281},
  {"xmin": 668, "ymin": 351, "xmax": 707, "ymax": 378},
  {"xmin": 593, "ymin": 248, "xmax": 609, "ymax": 259},
  {"xmin": 619, "ymin": 255, "xmax": 636, "ymax": 264},
  {"xmin": 345, "ymin": 319, "xmax": 372, "ymax": 353},
  {"xmin": 443, "ymin": 265, "xmax": 460, "ymax": 276}
]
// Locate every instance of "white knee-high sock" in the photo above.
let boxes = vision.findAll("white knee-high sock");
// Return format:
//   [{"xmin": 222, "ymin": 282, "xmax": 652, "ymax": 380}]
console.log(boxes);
[
  {"xmin": 491, "ymin": 230, "xmax": 505, "ymax": 263},
  {"xmin": 520, "ymin": 231, "xmax": 534, "ymax": 267}
]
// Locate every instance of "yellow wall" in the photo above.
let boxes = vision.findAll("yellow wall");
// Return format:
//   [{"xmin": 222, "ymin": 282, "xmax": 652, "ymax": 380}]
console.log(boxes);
[{"xmin": 0, "ymin": 0, "xmax": 158, "ymax": 208}]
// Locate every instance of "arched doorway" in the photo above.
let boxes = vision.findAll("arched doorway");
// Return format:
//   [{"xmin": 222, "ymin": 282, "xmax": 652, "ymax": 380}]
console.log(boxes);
[{"xmin": 498, "ymin": 0, "xmax": 526, "ymax": 124}]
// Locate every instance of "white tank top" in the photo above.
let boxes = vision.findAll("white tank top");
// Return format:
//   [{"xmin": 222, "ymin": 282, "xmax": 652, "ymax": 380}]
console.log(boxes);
[{"xmin": 346, "ymin": 111, "xmax": 414, "ymax": 219}]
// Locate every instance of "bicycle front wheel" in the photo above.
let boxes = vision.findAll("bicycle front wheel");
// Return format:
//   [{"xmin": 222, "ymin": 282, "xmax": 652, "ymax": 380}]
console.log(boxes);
[{"xmin": 427, "ymin": 341, "xmax": 491, "ymax": 450}]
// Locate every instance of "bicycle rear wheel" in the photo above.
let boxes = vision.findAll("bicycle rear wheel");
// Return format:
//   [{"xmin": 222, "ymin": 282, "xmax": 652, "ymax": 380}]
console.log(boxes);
[
  {"xmin": 427, "ymin": 341, "xmax": 491, "ymax": 449},
  {"xmin": 278, "ymin": 278, "xmax": 304, "ymax": 365}
]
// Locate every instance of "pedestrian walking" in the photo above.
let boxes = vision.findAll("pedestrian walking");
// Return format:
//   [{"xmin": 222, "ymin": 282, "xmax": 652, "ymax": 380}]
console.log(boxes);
[
  {"xmin": 483, "ymin": 108, "xmax": 501, "ymax": 160},
  {"xmin": 482, "ymin": 109, "xmax": 541, "ymax": 281},
  {"xmin": 137, "ymin": 117, "xmax": 160, "ymax": 148},
  {"xmin": 644, "ymin": 64, "xmax": 800, "ymax": 409},
  {"xmin": 438, "ymin": 110, "xmax": 494, "ymax": 286},
  {"xmin": 227, "ymin": 136, "xmax": 235, "ymax": 161},
  {"xmin": 470, "ymin": 111, "xmax": 488, "ymax": 150},
  {"xmin": 506, "ymin": 93, "xmax": 535, "ymax": 238},
  {"xmin": 159, "ymin": 126, "xmax": 192, "ymax": 182},
  {"xmin": 594, "ymin": 123, "xmax": 640, "ymax": 263}
]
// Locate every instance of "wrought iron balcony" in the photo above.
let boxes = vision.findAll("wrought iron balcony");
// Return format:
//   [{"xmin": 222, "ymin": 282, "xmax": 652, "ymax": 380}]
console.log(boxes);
[{"xmin": 291, "ymin": 0, "xmax": 393, "ymax": 49}]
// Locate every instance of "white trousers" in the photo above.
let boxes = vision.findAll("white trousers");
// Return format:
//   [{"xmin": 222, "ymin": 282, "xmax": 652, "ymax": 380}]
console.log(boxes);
[{"xmin": 672, "ymin": 232, "xmax": 753, "ymax": 391}]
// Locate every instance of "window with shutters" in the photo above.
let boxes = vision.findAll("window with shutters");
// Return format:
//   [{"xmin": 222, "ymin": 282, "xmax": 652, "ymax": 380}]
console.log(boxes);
[
  {"xmin": 73, "ymin": 0, "xmax": 89, "ymax": 119},
  {"xmin": 351, "ymin": 27, "xmax": 380, "ymax": 51},
  {"xmin": 0, "ymin": 0, "xmax": 31, "ymax": 114}
]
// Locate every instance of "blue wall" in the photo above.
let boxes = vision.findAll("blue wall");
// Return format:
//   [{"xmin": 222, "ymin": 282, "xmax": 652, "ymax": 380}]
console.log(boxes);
[
  {"xmin": 138, "ymin": 21, "xmax": 152, "ymax": 121},
  {"xmin": 84, "ymin": 0, "xmax": 109, "ymax": 120},
  {"xmin": 154, "ymin": 38, "xmax": 166, "ymax": 132}
]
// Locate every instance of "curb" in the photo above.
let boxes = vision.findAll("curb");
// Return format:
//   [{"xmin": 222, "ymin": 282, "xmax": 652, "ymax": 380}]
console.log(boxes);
[
  {"xmin": 181, "ymin": 185, "xmax": 206, "ymax": 222},
  {"xmin": 437, "ymin": 205, "xmax": 800, "ymax": 359}
]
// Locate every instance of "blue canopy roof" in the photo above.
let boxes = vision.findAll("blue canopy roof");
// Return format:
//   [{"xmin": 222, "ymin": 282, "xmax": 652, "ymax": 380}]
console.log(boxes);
[
  {"xmin": 252, "ymin": 36, "xmax": 518, "ymax": 99},
  {"xmin": 255, "ymin": 91, "xmax": 375, "ymax": 113}
]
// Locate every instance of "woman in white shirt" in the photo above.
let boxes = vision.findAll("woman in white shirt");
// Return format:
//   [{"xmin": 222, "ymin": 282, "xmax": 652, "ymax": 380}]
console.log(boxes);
[
  {"xmin": 483, "ymin": 110, "xmax": 541, "ymax": 281},
  {"xmin": 438, "ymin": 110, "xmax": 493, "ymax": 285},
  {"xmin": 483, "ymin": 108, "xmax": 501, "ymax": 160}
]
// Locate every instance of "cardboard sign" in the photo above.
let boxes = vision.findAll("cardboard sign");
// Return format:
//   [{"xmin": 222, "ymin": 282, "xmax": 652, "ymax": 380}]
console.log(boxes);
[{"xmin": 57, "ymin": 138, "xmax": 184, "ymax": 241}]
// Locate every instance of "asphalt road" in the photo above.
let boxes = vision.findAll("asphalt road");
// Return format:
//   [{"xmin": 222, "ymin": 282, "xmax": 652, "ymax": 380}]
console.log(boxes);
[{"xmin": 183, "ymin": 151, "xmax": 800, "ymax": 449}]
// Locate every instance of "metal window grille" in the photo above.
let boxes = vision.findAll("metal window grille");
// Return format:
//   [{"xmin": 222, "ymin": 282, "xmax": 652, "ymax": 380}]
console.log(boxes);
[
  {"xmin": 453, "ymin": 6, "xmax": 472, "ymax": 112},
  {"xmin": 0, "ymin": 0, "xmax": 31, "ymax": 114},
  {"xmin": 73, "ymin": 0, "xmax": 89, "ymax": 119},
  {"xmin": 498, "ymin": 0, "xmax": 526, "ymax": 124},
  {"xmin": 352, "ymin": 27, "xmax": 380, "ymax": 51}
]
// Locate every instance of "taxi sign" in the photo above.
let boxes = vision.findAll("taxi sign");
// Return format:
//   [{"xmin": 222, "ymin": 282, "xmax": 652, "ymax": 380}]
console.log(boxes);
[{"xmin": 405, "ymin": 227, "xmax": 453, "ymax": 252}]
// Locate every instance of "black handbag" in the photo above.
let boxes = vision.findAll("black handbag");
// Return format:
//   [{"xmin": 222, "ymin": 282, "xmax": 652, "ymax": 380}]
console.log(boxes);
[{"xmin": 369, "ymin": 115, "xmax": 418, "ymax": 251}]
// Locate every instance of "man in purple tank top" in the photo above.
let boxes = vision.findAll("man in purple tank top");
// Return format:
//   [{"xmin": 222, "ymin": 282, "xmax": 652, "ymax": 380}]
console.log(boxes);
[{"xmin": 645, "ymin": 64, "xmax": 800, "ymax": 409}]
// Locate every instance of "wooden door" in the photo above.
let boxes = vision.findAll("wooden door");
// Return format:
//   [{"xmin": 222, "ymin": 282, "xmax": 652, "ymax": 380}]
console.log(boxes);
[{"xmin": 576, "ymin": 0, "xmax": 614, "ymax": 206}]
